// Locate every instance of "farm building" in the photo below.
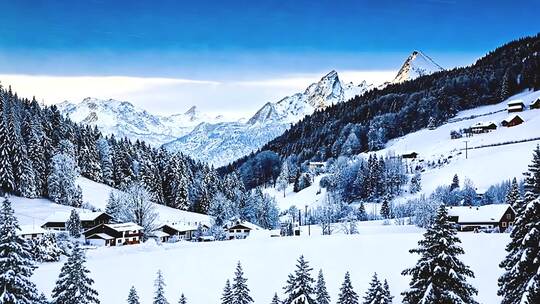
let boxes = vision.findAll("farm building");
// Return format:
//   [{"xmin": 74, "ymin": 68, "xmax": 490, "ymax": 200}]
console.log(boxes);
[
  {"xmin": 84, "ymin": 222, "xmax": 143, "ymax": 247},
  {"xmin": 507, "ymin": 100, "xmax": 525, "ymax": 112},
  {"xmin": 227, "ymin": 220, "xmax": 264, "ymax": 240},
  {"xmin": 158, "ymin": 223, "xmax": 209, "ymax": 241},
  {"xmin": 308, "ymin": 162, "xmax": 326, "ymax": 170},
  {"xmin": 470, "ymin": 121, "xmax": 497, "ymax": 134},
  {"xmin": 41, "ymin": 211, "xmax": 113, "ymax": 231},
  {"xmin": 18, "ymin": 225, "xmax": 47, "ymax": 240},
  {"xmin": 530, "ymin": 98, "xmax": 540, "ymax": 109},
  {"xmin": 401, "ymin": 151, "xmax": 418, "ymax": 159},
  {"xmin": 501, "ymin": 114, "xmax": 524, "ymax": 127},
  {"xmin": 446, "ymin": 204, "xmax": 515, "ymax": 232}
]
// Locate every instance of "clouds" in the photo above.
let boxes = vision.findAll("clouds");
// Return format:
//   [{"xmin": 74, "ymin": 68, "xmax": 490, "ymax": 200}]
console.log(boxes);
[{"xmin": 0, "ymin": 70, "xmax": 395, "ymax": 117}]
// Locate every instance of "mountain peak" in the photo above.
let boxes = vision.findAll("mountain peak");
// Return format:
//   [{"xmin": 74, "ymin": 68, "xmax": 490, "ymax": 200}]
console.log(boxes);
[
  {"xmin": 392, "ymin": 50, "xmax": 444, "ymax": 84},
  {"xmin": 185, "ymin": 105, "xmax": 198, "ymax": 115}
]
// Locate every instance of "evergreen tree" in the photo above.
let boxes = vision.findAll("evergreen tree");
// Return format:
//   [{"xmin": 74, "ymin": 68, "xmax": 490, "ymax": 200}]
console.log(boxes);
[
  {"xmin": 498, "ymin": 192, "xmax": 540, "ymax": 303},
  {"xmin": 47, "ymin": 153, "xmax": 83, "ymax": 207},
  {"xmin": 501, "ymin": 69, "xmax": 514, "ymax": 101},
  {"xmin": 66, "ymin": 209, "xmax": 82, "ymax": 238},
  {"xmin": 381, "ymin": 280, "xmax": 393, "ymax": 304},
  {"xmin": 51, "ymin": 242, "xmax": 100, "ymax": 304},
  {"xmin": 127, "ymin": 286, "xmax": 140, "ymax": 304},
  {"xmin": 232, "ymin": 262, "xmax": 253, "ymax": 304},
  {"xmin": 357, "ymin": 202, "xmax": 367, "ymax": 221},
  {"xmin": 524, "ymin": 145, "xmax": 540, "ymax": 196},
  {"xmin": 277, "ymin": 161, "xmax": 290, "ymax": 197},
  {"xmin": 0, "ymin": 197, "xmax": 39, "ymax": 303},
  {"xmin": 283, "ymin": 255, "xmax": 315, "ymax": 304},
  {"xmin": 315, "ymin": 270, "xmax": 330, "ymax": 304},
  {"xmin": 401, "ymin": 205, "xmax": 478, "ymax": 304},
  {"xmin": 362, "ymin": 273, "xmax": 384, "ymax": 304},
  {"xmin": 38, "ymin": 292, "xmax": 50, "ymax": 304},
  {"xmin": 221, "ymin": 279, "xmax": 234, "ymax": 304},
  {"xmin": 270, "ymin": 293, "xmax": 280, "ymax": 304},
  {"xmin": 30, "ymin": 233, "xmax": 63, "ymax": 262},
  {"xmin": 380, "ymin": 197, "xmax": 390, "ymax": 219},
  {"xmin": 337, "ymin": 272, "xmax": 358, "ymax": 304},
  {"xmin": 0, "ymin": 117, "xmax": 15, "ymax": 193},
  {"xmin": 409, "ymin": 173, "xmax": 422, "ymax": 194},
  {"xmin": 505, "ymin": 177, "xmax": 521, "ymax": 210},
  {"xmin": 153, "ymin": 270, "xmax": 169, "ymax": 304},
  {"xmin": 450, "ymin": 174, "xmax": 460, "ymax": 191},
  {"xmin": 178, "ymin": 294, "xmax": 187, "ymax": 304},
  {"xmin": 105, "ymin": 190, "xmax": 124, "ymax": 222}
]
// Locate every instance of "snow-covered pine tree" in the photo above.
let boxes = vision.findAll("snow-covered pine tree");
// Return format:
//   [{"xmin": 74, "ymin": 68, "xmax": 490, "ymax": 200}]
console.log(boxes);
[
  {"xmin": 51, "ymin": 242, "xmax": 100, "ymax": 304},
  {"xmin": 380, "ymin": 197, "xmax": 390, "ymax": 219},
  {"xmin": 362, "ymin": 273, "xmax": 384, "ymax": 304},
  {"xmin": 0, "ymin": 116, "xmax": 15, "ymax": 193},
  {"xmin": 221, "ymin": 279, "xmax": 234, "ymax": 304},
  {"xmin": 337, "ymin": 271, "xmax": 358, "ymax": 304},
  {"xmin": 18, "ymin": 143, "xmax": 38, "ymax": 198},
  {"xmin": 66, "ymin": 209, "xmax": 82, "ymax": 238},
  {"xmin": 505, "ymin": 177, "xmax": 521, "ymax": 211},
  {"xmin": 524, "ymin": 145, "xmax": 540, "ymax": 196},
  {"xmin": 30, "ymin": 233, "xmax": 63, "ymax": 262},
  {"xmin": 450, "ymin": 174, "xmax": 460, "ymax": 191},
  {"xmin": 270, "ymin": 293, "xmax": 280, "ymax": 304},
  {"xmin": 105, "ymin": 190, "xmax": 124, "ymax": 222},
  {"xmin": 283, "ymin": 255, "xmax": 316, "ymax": 304},
  {"xmin": 382, "ymin": 280, "xmax": 393, "ymax": 304},
  {"xmin": 498, "ymin": 182, "xmax": 540, "ymax": 302},
  {"xmin": 120, "ymin": 182, "xmax": 159, "ymax": 240},
  {"xmin": 96, "ymin": 138, "xmax": 114, "ymax": 187},
  {"xmin": 357, "ymin": 202, "xmax": 367, "ymax": 221},
  {"xmin": 153, "ymin": 270, "xmax": 169, "ymax": 304},
  {"xmin": 47, "ymin": 152, "xmax": 83, "ymax": 207},
  {"xmin": 0, "ymin": 197, "xmax": 39, "ymax": 303},
  {"xmin": 277, "ymin": 161, "xmax": 290, "ymax": 197},
  {"xmin": 127, "ymin": 286, "xmax": 140, "ymax": 304},
  {"xmin": 315, "ymin": 269, "xmax": 330, "ymax": 304},
  {"xmin": 409, "ymin": 173, "xmax": 421, "ymax": 194},
  {"xmin": 210, "ymin": 192, "xmax": 235, "ymax": 226},
  {"xmin": 401, "ymin": 205, "xmax": 478, "ymax": 304},
  {"xmin": 232, "ymin": 262, "xmax": 253, "ymax": 304},
  {"xmin": 178, "ymin": 293, "xmax": 187, "ymax": 304}
]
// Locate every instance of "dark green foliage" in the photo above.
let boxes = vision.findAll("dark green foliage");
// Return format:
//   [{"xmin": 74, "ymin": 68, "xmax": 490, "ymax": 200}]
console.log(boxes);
[
  {"xmin": 337, "ymin": 272, "xmax": 358, "ymax": 304},
  {"xmin": 283, "ymin": 255, "xmax": 315, "ymax": 304}
]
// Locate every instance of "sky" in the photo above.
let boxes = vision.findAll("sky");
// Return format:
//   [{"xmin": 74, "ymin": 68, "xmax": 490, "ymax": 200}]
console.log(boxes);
[{"xmin": 0, "ymin": 0, "xmax": 538, "ymax": 116}]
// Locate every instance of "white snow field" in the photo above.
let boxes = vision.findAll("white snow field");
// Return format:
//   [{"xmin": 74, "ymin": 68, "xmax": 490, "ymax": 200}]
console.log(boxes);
[{"xmin": 30, "ymin": 223, "xmax": 508, "ymax": 304}]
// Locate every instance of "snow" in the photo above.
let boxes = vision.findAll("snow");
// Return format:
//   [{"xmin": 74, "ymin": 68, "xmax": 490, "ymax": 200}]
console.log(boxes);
[
  {"xmin": 43, "ymin": 211, "xmax": 105, "ymax": 223},
  {"xmin": 446, "ymin": 204, "xmax": 512, "ymax": 223},
  {"xmin": 30, "ymin": 222, "xmax": 508, "ymax": 304},
  {"xmin": 106, "ymin": 222, "xmax": 143, "ymax": 232},
  {"xmin": 391, "ymin": 50, "xmax": 444, "ymax": 84},
  {"xmin": 265, "ymin": 175, "xmax": 328, "ymax": 211},
  {"xmin": 18, "ymin": 225, "xmax": 47, "ymax": 236}
]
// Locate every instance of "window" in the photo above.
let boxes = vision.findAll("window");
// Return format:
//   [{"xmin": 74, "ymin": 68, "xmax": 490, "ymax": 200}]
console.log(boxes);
[
  {"xmin": 502, "ymin": 222, "xmax": 507, "ymax": 227},
  {"xmin": 506, "ymin": 214, "xmax": 512, "ymax": 219}
]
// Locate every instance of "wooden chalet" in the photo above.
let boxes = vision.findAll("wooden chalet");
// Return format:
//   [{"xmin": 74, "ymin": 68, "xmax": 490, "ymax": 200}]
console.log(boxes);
[
  {"xmin": 446, "ymin": 204, "xmax": 515, "ymax": 232},
  {"xmin": 84, "ymin": 222, "xmax": 143, "ymax": 247},
  {"xmin": 507, "ymin": 100, "xmax": 525, "ymax": 112},
  {"xmin": 18, "ymin": 225, "xmax": 47, "ymax": 240},
  {"xmin": 530, "ymin": 98, "xmax": 540, "ymax": 110},
  {"xmin": 308, "ymin": 162, "xmax": 326, "ymax": 170},
  {"xmin": 41, "ymin": 211, "xmax": 113, "ymax": 231},
  {"xmin": 501, "ymin": 114, "xmax": 524, "ymax": 127},
  {"xmin": 158, "ymin": 223, "xmax": 209, "ymax": 241},
  {"xmin": 402, "ymin": 151, "xmax": 418, "ymax": 159},
  {"xmin": 227, "ymin": 220, "xmax": 263, "ymax": 240},
  {"xmin": 470, "ymin": 121, "xmax": 497, "ymax": 134}
]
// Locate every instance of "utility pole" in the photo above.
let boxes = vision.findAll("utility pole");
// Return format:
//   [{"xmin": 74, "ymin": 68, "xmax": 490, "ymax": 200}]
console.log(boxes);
[{"xmin": 464, "ymin": 140, "xmax": 468, "ymax": 159}]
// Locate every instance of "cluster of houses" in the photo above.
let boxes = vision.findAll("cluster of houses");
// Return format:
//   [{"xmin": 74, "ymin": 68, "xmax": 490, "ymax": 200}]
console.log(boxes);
[
  {"xmin": 466, "ymin": 98, "xmax": 539, "ymax": 135},
  {"xmin": 18, "ymin": 210, "xmax": 268, "ymax": 248}
]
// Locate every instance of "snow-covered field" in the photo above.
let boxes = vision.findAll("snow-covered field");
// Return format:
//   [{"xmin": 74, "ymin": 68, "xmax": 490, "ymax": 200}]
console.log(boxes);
[{"xmin": 31, "ymin": 222, "xmax": 508, "ymax": 304}]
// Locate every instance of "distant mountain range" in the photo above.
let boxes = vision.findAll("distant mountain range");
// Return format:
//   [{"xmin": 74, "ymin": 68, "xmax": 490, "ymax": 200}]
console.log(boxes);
[{"xmin": 58, "ymin": 51, "xmax": 443, "ymax": 166}]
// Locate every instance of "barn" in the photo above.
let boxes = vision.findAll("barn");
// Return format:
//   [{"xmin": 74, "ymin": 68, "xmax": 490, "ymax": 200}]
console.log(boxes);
[
  {"xmin": 470, "ymin": 121, "xmax": 497, "ymax": 134},
  {"xmin": 501, "ymin": 114, "xmax": 524, "ymax": 127},
  {"xmin": 530, "ymin": 98, "xmax": 540, "ymax": 109},
  {"xmin": 507, "ymin": 100, "xmax": 525, "ymax": 112},
  {"xmin": 446, "ymin": 204, "xmax": 515, "ymax": 232}
]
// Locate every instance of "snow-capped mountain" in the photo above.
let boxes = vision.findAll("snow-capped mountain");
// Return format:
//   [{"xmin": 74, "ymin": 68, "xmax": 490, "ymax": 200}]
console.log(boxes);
[
  {"xmin": 57, "ymin": 98, "xmax": 228, "ymax": 146},
  {"xmin": 164, "ymin": 71, "xmax": 372, "ymax": 166},
  {"xmin": 391, "ymin": 50, "xmax": 444, "ymax": 84}
]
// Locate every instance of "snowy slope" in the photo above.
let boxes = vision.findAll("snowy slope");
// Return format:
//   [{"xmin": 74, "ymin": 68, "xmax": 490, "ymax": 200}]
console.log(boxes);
[
  {"xmin": 391, "ymin": 50, "xmax": 444, "ymax": 84},
  {"xmin": 31, "ymin": 225, "xmax": 507, "ymax": 304},
  {"xmin": 57, "ymin": 98, "xmax": 229, "ymax": 146},
  {"xmin": 165, "ymin": 71, "xmax": 372, "ymax": 166}
]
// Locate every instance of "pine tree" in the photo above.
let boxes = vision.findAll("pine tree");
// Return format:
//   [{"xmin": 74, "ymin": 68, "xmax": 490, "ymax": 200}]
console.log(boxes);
[
  {"xmin": 381, "ymin": 280, "xmax": 393, "ymax": 304},
  {"xmin": 315, "ymin": 270, "xmax": 330, "ymax": 304},
  {"xmin": 505, "ymin": 177, "xmax": 521, "ymax": 211},
  {"xmin": 337, "ymin": 272, "xmax": 358, "ymax": 304},
  {"xmin": 401, "ymin": 205, "xmax": 478, "ymax": 304},
  {"xmin": 232, "ymin": 262, "xmax": 253, "ymax": 304},
  {"xmin": 270, "ymin": 293, "xmax": 280, "ymax": 304},
  {"xmin": 221, "ymin": 279, "xmax": 234, "ymax": 304},
  {"xmin": 380, "ymin": 197, "xmax": 390, "ymax": 219},
  {"xmin": 0, "ymin": 117, "xmax": 15, "ymax": 193},
  {"xmin": 51, "ymin": 242, "xmax": 100, "ymax": 304},
  {"xmin": 66, "ymin": 209, "xmax": 82, "ymax": 238},
  {"xmin": 127, "ymin": 286, "xmax": 140, "ymax": 304},
  {"xmin": 362, "ymin": 273, "xmax": 384, "ymax": 304},
  {"xmin": 153, "ymin": 270, "xmax": 169, "ymax": 304},
  {"xmin": 277, "ymin": 161, "xmax": 290, "ymax": 197},
  {"xmin": 283, "ymin": 255, "xmax": 315, "ymax": 304},
  {"xmin": 409, "ymin": 173, "xmax": 422, "ymax": 194},
  {"xmin": 178, "ymin": 294, "xmax": 187, "ymax": 304},
  {"xmin": 0, "ymin": 197, "xmax": 39, "ymax": 303},
  {"xmin": 450, "ymin": 174, "xmax": 460, "ymax": 191},
  {"xmin": 37, "ymin": 292, "xmax": 50, "ymax": 304},
  {"xmin": 524, "ymin": 145, "xmax": 540, "ymax": 196},
  {"xmin": 357, "ymin": 202, "xmax": 367, "ymax": 221},
  {"xmin": 105, "ymin": 191, "xmax": 123, "ymax": 222},
  {"xmin": 47, "ymin": 153, "xmax": 83, "ymax": 207},
  {"xmin": 30, "ymin": 233, "xmax": 63, "ymax": 262}
]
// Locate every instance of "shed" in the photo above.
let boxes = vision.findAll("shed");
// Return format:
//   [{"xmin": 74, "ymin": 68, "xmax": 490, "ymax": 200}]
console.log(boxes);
[
  {"xmin": 470, "ymin": 121, "xmax": 497, "ymax": 134},
  {"xmin": 501, "ymin": 114, "xmax": 524, "ymax": 127},
  {"xmin": 507, "ymin": 100, "xmax": 525, "ymax": 112},
  {"xmin": 530, "ymin": 98, "xmax": 540, "ymax": 109}
]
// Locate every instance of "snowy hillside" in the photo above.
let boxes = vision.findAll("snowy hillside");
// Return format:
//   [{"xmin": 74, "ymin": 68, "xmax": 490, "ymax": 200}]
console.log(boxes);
[
  {"xmin": 165, "ymin": 71, "xmax": 372, "ymax": 166},
  {"xmin": 391, "ymin": 50, "xmax": 444, "ymax": 84},
  {"xmin": 57, "ymin": 98, "xmax": 230, "ymax": 146}
]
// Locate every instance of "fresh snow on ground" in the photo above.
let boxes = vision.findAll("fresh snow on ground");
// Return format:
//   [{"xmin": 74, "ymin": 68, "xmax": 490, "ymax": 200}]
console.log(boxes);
[
  {"xmin": 30, "ymin": 222, "xmax": 508, "ymax": 304},
  {"xmin": 264, "ymin": 175, "xmax": 327, "ymax": 211}
]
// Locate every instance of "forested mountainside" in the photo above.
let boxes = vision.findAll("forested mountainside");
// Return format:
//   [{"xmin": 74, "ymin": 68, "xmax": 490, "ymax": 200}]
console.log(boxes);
[
  {"xmin": 221, "ymin": 34, "xmax": 540, "ymax": 188},
  {"xmin": 0, "ymin": 87, "xmax": 245, "ymax": 214}
]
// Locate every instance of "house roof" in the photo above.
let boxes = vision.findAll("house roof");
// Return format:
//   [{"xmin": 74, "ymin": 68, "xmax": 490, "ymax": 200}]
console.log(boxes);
[
  {"xmin": 106, "ymin": 222, "xmax": 143, "ymax": 232},
  {"xmin": 530, "ymin": 99, "xmax": 540, "ymax": 105},
  {"xmin": 153, "ymin": 231, "xmax": 169, "ymax": 238},
  {"xmin": 471, "ymin": 121, "xmax": 496, "ymax": 128},
  {"xmin": 87, "ymin": 233, "xmax": 115, "ymax": 240},
  {"xmin": 228, "ymin": 221, "xmax": 264, "ymax": 231},
  {"xmin": 507, "ymin": 99, "xmax": 525, "ymax": 106},
  {"xmin": 447, "ymin": 204, "xmax": 512, "ymax": 223},
  {"xmin": 18, "ymin": 225, "xmax": 47, "ymax": 236},
  {"xmin": 43, "ymin": 211, "xmax": 110, "ymax": 223},
  {"xmin": 160, "ymin": 223, "xmax": 199, "ymax": 233},
  {"xmin": 502, "ymin": 114, "xmax": 524, "ymax": 123}
]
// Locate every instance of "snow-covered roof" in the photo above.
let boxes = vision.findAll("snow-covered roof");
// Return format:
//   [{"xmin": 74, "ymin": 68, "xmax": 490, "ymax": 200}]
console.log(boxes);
[
  {"xmin": 87, "ymin": 233, "xmax": 114, "ymax": 240},
  {"xmin": 153, "ymin": 231, "xmax": 169, "ymax": 238},
  {"xmin": 502, "ymin": 114, "xmax": 524, "ymax": 123},
  {"xmin": 471, "ymin": 121, "xmax": 496, "ymax": 128},
  {"xmin": 43, "ymin": 211, "xmax": 108, "ymax": 223},
  {"xmin": 161, "ymin": 223, "xmax": 199, "ymax": 232},
  {"xmin": 508, "ymin": 104, "xmax": 524, "ymax": 111},
  {"xmin": 507, "ymin": 99, "xmax": 524, "ymax": 106},
  {"xmin": 18, "ymin": 225, "xmax": 47, "ymax": 236},
  {"xmin": 105, "ymin": 222, "xmax": 143, "ymax": 232},
  {"xmin": 228, "ymin": 220, "xmax": 264, "ymax": 231},
  {"xmin": 446, "ymin": 204, "xmax": 512, "ymax": 223}
]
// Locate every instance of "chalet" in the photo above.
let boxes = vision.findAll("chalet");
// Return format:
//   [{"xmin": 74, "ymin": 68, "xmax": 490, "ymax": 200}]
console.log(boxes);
[
  {"xmin": 501, "ymin": 114, "xmax": 524, "ymax": 127},
  {"xmin": 507, "ymin": 100, "xmax": 525, "ymax": 112},
  {"xmin": 41, "ymin": 211, "xmax": 113, "ymax": 231},
  {"xmin": 470, "ymin": 121, "xmax": 497, "ymax": 134},
  {"xmin": 153, "ymin": 230, "xmax": 170, "ymax": 243},
  {"xmin": 308, "ymin": 162, "xmax": 326, "ymax": 170},
  {"xmin": 17, "ymin": 225, "xmax": 47, "ymax": 240},
  {"xmin": 84, "ymin": 222, "xmax": 143, "ymax": 247},
  {"xmin": 158, "ymin": 223, "xmax": 209, "ymax": 241},
  {"xmin": 446, "ymin": 204, "xmax": 515, "ymax": 232},
  {"xmin": 227, "ymin": 220, "xmax": 263, "ymax": 240},
  {"xmin": 530, "ymin": 98, "xmax": 540, "ymax": 110},
  {"xmin": 402, "ymin": 152, "xmax": 418, "ymax": 159}
]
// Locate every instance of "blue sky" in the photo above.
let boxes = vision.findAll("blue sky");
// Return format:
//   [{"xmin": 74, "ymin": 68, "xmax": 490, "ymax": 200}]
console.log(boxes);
[{"xmin": 0, "ymin": 0, "xmax": 538, "ymax": 114}]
